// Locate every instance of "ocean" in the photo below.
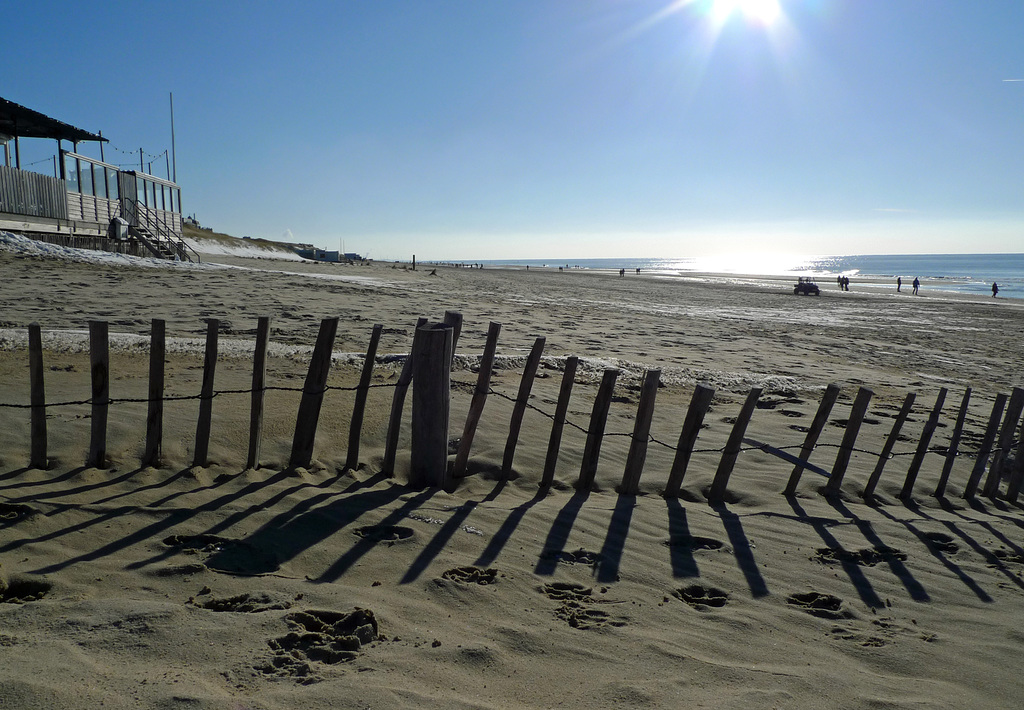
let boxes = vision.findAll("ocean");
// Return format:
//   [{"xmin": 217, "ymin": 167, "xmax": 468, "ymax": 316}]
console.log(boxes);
[{"xmin": 470, "ymin": 253, "xmax": 1024, "ymax": 300}]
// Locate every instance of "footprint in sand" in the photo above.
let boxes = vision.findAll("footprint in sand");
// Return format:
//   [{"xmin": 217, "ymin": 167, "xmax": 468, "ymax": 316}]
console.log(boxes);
[
  {"xmin": 0, "ymin": 503, "xmax": 35, "ymax": 527},
  {"xmin": 162, "ymin": 534, "xmax": 279, "ymax": 575},
  {"xmin": 813, "ymin": 546, "xmax": 907, "ymax": 567},
  {"xmin": 257, "ymin": 608, "xmax": 380, "ymax": 684},
  {"xmin": 187, "ymin": 587, "xmax": 296, "ymax": 612},
  {"xmin": 441, "ymin": 566, "xmax": 499, "ymax": 585},
  {"xmin": 538, "ymin": 548, "xmax": 603, "ymax": 568},
  {"xmin": 673, "ymin": 584, "xmax": 729, "ymax": 609},
  {"xmin": 662, "ymin": 536, "xmax": 725, "ymax": 552},
  {"xmin": 0, "ymin": 576, "xmax": 51, "ymax": 604},
  {"xmin": 990, "ymin": 549, "xmax": 1024, "ymax": 565},
  {"xmin": 923, "ymin": 532, "xmax": 959, "ymax": 554},
  {"xmin": 541, "ymin": 582, "xmax": 627, "ymax": 630},
  {"xmin": 786, "ymin": 592, "xmax": 853, "ymax": 620},
  {"xmin": 353, "ymin": 525, "xmax": 415, "ymax": 544}
]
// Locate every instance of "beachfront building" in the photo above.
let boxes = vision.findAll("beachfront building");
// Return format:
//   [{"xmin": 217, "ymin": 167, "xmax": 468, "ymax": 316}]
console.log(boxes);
[{"xmin": 0, "ymin": 96, "xmax": 194, "ymax": 261}]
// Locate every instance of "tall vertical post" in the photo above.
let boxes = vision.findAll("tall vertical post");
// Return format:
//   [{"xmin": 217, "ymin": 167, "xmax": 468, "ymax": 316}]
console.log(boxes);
[
  {"xmin": 289, "ymin": 317, "xmax": 339, "ymax": 469},
  {"xmin": 87, "ymin": 320, "xmax": 109, "ymax": 468},
  {"xmin": 246, "ymin": 316, "xmax": 271, "ymax": 470},
  {"xmin": 784, "ymin": 384, "xmax": 841, "ymax": 495},
  {"xmin": 345, "ymin": 324, "xmax": 383, "ymax": 471},
  {"xmin": 410, "ymin": 323, "xmax": 453, "ymax": 488},
  {"xmin": 143, "ymin": 318, "xmax": 166, "ymax": 467},
  {"xmin": 578, "ymin": 369, "xmax": 619, "ymax": 490},
  {"xmin": 192, "ymin": 319, "xmax": 219, "ymax": 468},
  {"xmin": 708, "ymin": 387, "xmax": 762, "ymax": 503},
  {"xmin": 620, "ymin": 369, "xmax": 661, "ymax": 494},
  {"xmin": 540, "ymin": 356, "xmax": 579, "ymax": 487},
  {"xmin": 442, "ymin": 311, "xmax": 463, "ymax": 365},
  {"xmin": 382, "ymin": 317, "xmax": 427, "ymax": 476},
  {"xmin": 824, "ymin": 387, "xmax": 873, "ymax": 497},
  {"xmin": 900, "ymin": 387, "xmax": 947, "ymax": 501},
  {"xmin": 963, "ymin": 394, "xmax": 1007, "ymax": 499},
  {"xmin": 501, "ymin": 337, "xmax": 546, "ymax": 477},
  {"xmin": 28, "ymin": 323, "xmax": 47, "ymax": 469},
  {"xmin": 1003, "ymin": 417, "xmax": 1024, "ymax": 503},
  {"xmin": 935, "ymin": 388, "xmax": 970, "ymax": 498},
  {"xmin": 863, "ymin": 392, "xmax": 915, "ymax": 499},
  {"xmin": 983, "ymin": 387, "xmax": 1024, "ymax": 498},
  {"xmin": 664, "ymin": 384, "xmax": 715, "ymax": 498},
  {"xmin": 454, "ymin": 322, "xmax": 502, "ymax": 478}
]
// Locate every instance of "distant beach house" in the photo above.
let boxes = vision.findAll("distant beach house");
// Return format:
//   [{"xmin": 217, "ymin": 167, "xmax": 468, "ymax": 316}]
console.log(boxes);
[{"xmin": 0, "ymin": 96, "xmax": 194, "ymax": 261}]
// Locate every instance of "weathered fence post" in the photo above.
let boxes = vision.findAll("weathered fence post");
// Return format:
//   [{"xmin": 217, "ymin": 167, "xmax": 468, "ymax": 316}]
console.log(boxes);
[
  {"xmin": 900, "ymin": 387, "xmax": 947, "ymax": 501},
  {"xmin": 824, "ymin": 387, "xmax": 873, "ymax": 497},
  {"xmin": 28, "ymin": 323, "xmax": 46, "ymax": 469},
  {"xmin": 501, "ymin": 337, "xmax": 546, "ymax": 477},
  {"xmin": 289, "ymin": 317, "xmax": 339, "ymax": 469},
  {"xmin": 246, "ymin": 316, "xmax": 271, "ymax": 470},
  {"xmin": 87, "ymin": 320, "xmax": 109, "ymax": 468},
  {"xmin": 345, "ymin": 324, "xmax": 383, "ymax": 471},
  {"xmin": 143, "ymin": 318, "xmax": 166, "ymax": 467},
  {"xmin": 443, "ymin": 311, "xmax": 463, "ymax": 365},
  {"xmin": 410, "ymin": 322, "xmax": 453, "ymax": 489},
  {"xmin": 540, "ymin": 355, "xmax": 579, "ymax": 487},
  {"xmin": 192, "ymin": 319, "xmax": 219, "ymax": 468},
  {"xmin": 664, "ymin": 383, "xmax": 715, "ymax": 498},
  {"xmin": 983, "ymin": 387, "xmax": 1024, "ymax": 498},
  {"xmin": 453, "ymin": 321, "xmax": 501, "ymax": 478},
  {"xmin": 784, "ymin": 383, "xmax": 841, "ymax": 495},
  {"xmin": 620, "ymin": 369, "xmax": 661, "ymax": 494},
  {"xmin": 382, "ymin": 317, "xmax": 427, "ymax": 476},
  {"xmin": 578, "ymin": 368, "xmax": 619, "ymax": 490},
  {"xmin": 935, "ymin": 387, "xmax": 971, "ymax": 498},
  {"xmin": 963, "ymin": 393, "xmax": 1007, "ymax": 499},
  {"xmin": 708, "ymin": 387, "xmax": 762, "ymax": 503},
  {"xmin": 863, "ymin": 392, "xmax": 915, "ymax": 499},
  {"xmin": 1003, "ymin": 416, "xmax": 1024, "ymax": 503}
]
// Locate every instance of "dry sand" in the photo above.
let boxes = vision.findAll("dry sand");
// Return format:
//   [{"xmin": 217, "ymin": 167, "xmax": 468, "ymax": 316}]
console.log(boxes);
[{"xmin": 1, "ymin": 245, "xmax": 1023, "ymax": 709}]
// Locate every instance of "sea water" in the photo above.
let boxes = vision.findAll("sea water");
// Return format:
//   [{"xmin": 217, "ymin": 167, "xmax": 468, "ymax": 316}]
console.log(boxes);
[{"xmin": 471, "ymin": 254, "xmax": 1024, "ymax": 300}]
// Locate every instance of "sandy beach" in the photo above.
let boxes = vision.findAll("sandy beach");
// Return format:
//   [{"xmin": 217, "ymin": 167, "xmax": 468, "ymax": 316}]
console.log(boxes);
[{"xmin": 2, "ymin": 240, "xmax": 1023, "ymax": 709}]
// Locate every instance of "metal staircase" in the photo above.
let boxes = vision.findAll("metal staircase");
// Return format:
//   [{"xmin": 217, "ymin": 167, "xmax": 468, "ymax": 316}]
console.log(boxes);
[{"xmin": 127, "ymin": 203, "xmax": 199, "ymax": 262}]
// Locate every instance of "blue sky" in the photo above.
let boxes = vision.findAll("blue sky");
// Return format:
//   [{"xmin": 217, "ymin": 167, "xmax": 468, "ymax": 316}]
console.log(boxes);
[{"xmin": 5, "ymin": 1, "xmax": 1023, "ymax": 260}]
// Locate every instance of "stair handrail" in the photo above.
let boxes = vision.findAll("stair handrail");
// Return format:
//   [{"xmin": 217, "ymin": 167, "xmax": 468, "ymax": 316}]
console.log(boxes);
[{"xmin": 135, "ymin": 203, "xmax": 200, "ymax": 263}]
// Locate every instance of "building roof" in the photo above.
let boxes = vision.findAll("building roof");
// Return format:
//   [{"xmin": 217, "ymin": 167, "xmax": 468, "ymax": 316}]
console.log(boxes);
[{"xmin": 0, "ymin": 96, "xmax": 106, "ymax": 143}]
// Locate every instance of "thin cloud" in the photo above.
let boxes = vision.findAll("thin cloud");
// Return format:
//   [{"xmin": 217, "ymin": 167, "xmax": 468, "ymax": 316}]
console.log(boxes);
[{"xmin": 1003, "ymin": 78, "xmax": 1023, "ymax": 82}]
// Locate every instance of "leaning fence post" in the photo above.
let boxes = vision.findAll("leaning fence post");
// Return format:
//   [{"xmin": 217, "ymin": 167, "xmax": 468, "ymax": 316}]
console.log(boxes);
[
  {"xmin": 784, "ymin": 383, "xmax": 841, "ymax": 495},
  {"xmin": 28, "ymin": 323, "xmax": 47, "ymax": 469},
  {"xmin": 963, "ymin": 393, "xmax": 1007, "ymax": 499},
  {"xmin": 708, "ymin": 387, "xmax": 762, "ymax": 502},
  {"xmin": 664, "ymin": 383, "xmax": 715, "ymax": 498},
  {"xmin": 246, "ymin": 316, "xmax": 271, "ymax": 470},
  {"xmin": 900, "ymin": 387, "xmax": 947, "ymax": 501},
  {"xmin": 1002, "ymin": 416, "xmax": 1024, "ymax": 503},
  {"xmin": 143, "ymin": 318, "xmax": 166, "ymax": 467},
  {"xmin": 345, "ymin": 324, "xmax": 383, "ymax": 471},
  {"xmin": 453, "ymin": 321, "xmax": 502, "ymax": 478},
  {"xmin": 983, "ymin": 387, "xmax": 1024, "ymax": 498},
  {"xmin": 578, "ymin": 368, "xmax": 619, "ymax": 490},
  {"xmin": 443, "ymin": 311, "xmax": 463, "ymax": 366},
  {"xmin": 87, "ymin": 320, "xmax": 110, "ymax": 468},
  {"xmin": 382, "ymin": 317, "xmax": 427, "ymax": 476},
  {"xmin": 935, "ymin": 387, "xmax": 970, "ymax": 498},
  {"xmin": 289, "ymin": 317, "xmax": 339, "ymax": 469},
  {"xmin": 620, "ymin": 369, "xmax": 661, "ymax": 495},
  {"xmin": 410, "ymin": 322, "xmax": 453, "ymax": 488},
  {"xmin": 501, "ymin": 337, "xmax": 546, "ymax": 477},
  {"xmin": 863, "ymin": 392, "xmax": 915, "ymax": 499},
  {"xmin": 824, "ymin": 387, "xmax": 873, "ymax": 497},
  {"xmin": 541, "ymin": 355, "xmax": 579, "ymax": 487},
  {"xmin": 192, "ymin": 319, "xmax": 219, "ymax": 468}
]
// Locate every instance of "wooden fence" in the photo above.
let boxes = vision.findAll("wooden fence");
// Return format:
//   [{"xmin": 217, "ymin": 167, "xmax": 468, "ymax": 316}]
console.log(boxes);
[
  {"xmin": 0, "ymin": 164, "xmax": 68, "ymax": 220},
  {"xmin": 7, "ymin": 314, "xmax": 1024, "ymax": 507}
]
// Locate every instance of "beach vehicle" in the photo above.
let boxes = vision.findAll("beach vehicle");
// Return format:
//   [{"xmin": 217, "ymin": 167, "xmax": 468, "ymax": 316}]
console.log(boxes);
[{"xmin": 793, "ymin": 277, "xmax": 820, "ymax": 296}]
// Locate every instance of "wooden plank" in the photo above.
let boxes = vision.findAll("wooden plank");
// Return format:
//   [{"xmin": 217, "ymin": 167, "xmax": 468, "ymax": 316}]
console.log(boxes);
[
  {"xmin": 620, "ymin": 369, "xmax": 661, "ymax": 494},
  {"xmin": 824, "ymin": 387, "xmax": 873, "ymax": 497},
  {"xmin": 382, "ymin": 317, "xmax": 427, "ymax": 476},
  {"xmin": 863, "ymin": 392, "xmax": 915, "ymax": 499},
  {"xmin": 784, "ymin": 384, "xmax": 841, "ymax": 495},
  {"xmin": 540, "ymin": 356, "xmax": 579, "ymax": 488},
  {"xmin": 443, "ymin": 311, "xmax": 463, "ymax": 366},
  {"xmin": 289, "ymin": 317, "xmax": 339, "ymax": 469},
  {"xmin": 87, "ymin": 320, "xmax": 109, "ymax": 468},
  {"xmin": 192, "ymin": 319, "xmax": 219, "ymax": 468},
  {"xmin": 143, "ymin": 318, "xmax": 166, "ymax": 467},
  {"xmin": 345, "ymin": 324, "xmax": 383, "ymax": 471},
  {"xmin": 963, "ymin": 394, "xmax": 1007, "ymax": 499},
  {"xmin": 900, "ymin": 387, "xmax": 948, "ymax": 501},
  {"xmin": 983, "ymin": 387, "xmax": 1024, "ymax": 498},
  {"xmin": 935, "ymin": 388, "xmax": 971, "ymax": 498},
  {"xmin": 411, "ymin": 323, "xmax": 453, "ymax": 488},
  {"xmin": 246, "ymin": 316, "xmax": 271, "ymax": 470},
  {"xmin": 28, "ymin": 323, "xmax": 47, "ymax": 470},
  {"xmin": 578, "ymin": 368, "xmax": 619, "ymax": 490},
  {"xmin": 453, "ymin": 321, "xmax": 502, "ymax": 478},
  {"xmin": 708, "ymin": 387, "xmax": 762, "ymax": 502},
  {"xmin": 501, "ymin": 337, "xmax": 546, "ymax": 477},
  {"xmin": 664, "ymin": 383, "xmax": 715, "ymax": 498}
]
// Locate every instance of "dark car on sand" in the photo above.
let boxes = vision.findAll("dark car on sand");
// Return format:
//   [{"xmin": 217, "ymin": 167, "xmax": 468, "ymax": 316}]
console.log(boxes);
[{"xmin": 793, "ymin": 277, "xmax": 820, "ymax": 296}]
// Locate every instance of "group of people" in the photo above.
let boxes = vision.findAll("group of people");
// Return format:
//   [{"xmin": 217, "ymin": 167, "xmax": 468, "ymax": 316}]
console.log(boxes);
[
  {"xmin": 836, "ymin": 275, "xmax": 851, "ymax": 291},
  {"xmin": 896, "ymin": 276, "xmax": 921, "ymax": 295}
]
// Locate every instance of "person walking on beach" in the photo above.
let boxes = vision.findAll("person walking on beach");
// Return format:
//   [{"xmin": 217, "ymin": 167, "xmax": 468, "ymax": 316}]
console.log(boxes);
[
  {"xmin": 912, "ymin": 277, "xmax": 920, "ymax": 295},
  {"xmin": 992, "ymin": 282, "xmax": 999, "ymax": 297},
  {"xmin": 837, "ymin": 275, "xmax": 843, "ymax": 289},
  {"xmin": 897, "ymin": 276, "xmax": 902, "ymax": 292},
  {"xmin": 619, "ymin": 268, "xmax": 625, "ymax": 278}
]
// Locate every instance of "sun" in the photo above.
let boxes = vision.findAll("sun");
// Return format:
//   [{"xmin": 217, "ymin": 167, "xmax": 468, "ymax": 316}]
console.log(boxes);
[{"xmin": 711, "ymin": 0, "xmax": 782, "ymax": 25}]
